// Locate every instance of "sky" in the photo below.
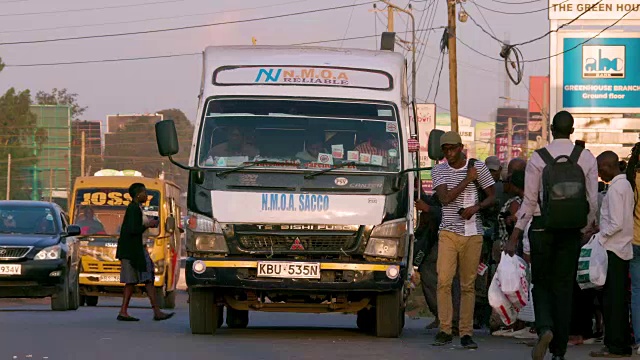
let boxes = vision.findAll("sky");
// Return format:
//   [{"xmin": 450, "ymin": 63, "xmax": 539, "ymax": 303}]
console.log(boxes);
[{"xmin": 0, "ymin": 0, "xmax": 550, "ymax": 125}]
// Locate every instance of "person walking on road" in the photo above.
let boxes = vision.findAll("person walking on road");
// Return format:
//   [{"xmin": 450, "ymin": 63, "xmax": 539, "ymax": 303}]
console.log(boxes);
[
  {"xmin": 116, "ymin": 182, "xmax": 175, "ymax": 322},
  {"xmin": 431, "ymin": 131, "xmax": 496, "ymax": 349},
  {"xmin": 626, "ymin": 143, "xmax": 640, "ymax": 355},
  {"xmin": 506, "ymin": 111, "xmax": 598, "ymax": 360},
  {"xmin": 588, "ymin": 151, "xmax": 634, "ymax": 358}
]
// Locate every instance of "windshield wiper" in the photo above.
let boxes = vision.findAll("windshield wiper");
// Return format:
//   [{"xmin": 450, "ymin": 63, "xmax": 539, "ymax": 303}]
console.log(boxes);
[
  {"xmin": 215, "ymin": 160, "xmax": 287, "ymax": 178},
  {"xmin": 304, "ymin": 161, "xmax": 385, "ymax": 179}
]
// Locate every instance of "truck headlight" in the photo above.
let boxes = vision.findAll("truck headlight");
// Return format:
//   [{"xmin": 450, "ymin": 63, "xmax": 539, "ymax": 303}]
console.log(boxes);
[
  {"xmin": 187, "ymin": 212, "xmax": 229, "ymax": 253},
  {"xmin": 35, "ymin": 245, "xmax": 61, "ymax": 260},
  {"xmin": 154, "ymin": 259, "xmax": 165, "ymax": 275},
  {"xmin": 364, "ymin": 220, "xmax": 407, "ymax": 258},
  {"xmin": 194, "ymin": 234, "xmax": 228, "ymax": 253}
]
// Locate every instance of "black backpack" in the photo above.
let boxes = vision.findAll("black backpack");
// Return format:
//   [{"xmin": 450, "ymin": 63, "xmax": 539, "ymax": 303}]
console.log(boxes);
[{"xmin": 536, "ymin": 146, "xmax": 589, "ymax": 230}]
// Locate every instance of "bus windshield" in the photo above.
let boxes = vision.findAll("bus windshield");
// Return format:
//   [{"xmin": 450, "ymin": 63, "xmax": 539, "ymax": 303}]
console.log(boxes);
[
  {"xmin": 198, "ymin": 99, "xmax": 402, "ymax": 173},
  {"xmin": 73, "ymin": 188, "xmax": 161, "ymax": 237}
]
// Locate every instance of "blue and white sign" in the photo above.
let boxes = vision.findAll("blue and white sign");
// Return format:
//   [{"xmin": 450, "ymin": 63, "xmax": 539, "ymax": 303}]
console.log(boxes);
[
  {"xmin": 562, "ymin": 34, "xmax": 640, "ymax": 112},
  {"xmin": 210, "ymin": 191, "xmax": 386, "ymax": 225}
]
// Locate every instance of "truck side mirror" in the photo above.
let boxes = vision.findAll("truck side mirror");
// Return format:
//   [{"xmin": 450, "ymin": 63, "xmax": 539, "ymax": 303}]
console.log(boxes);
[
  {"xmin": 165, "ymin": 216, "xmax": 176, "ymax": 233},
  {"xmin": 155, "ymin": 120, "xmax": 180, "ymax": 157},
  {"xmin": 428, "ymin": 129, "xmax": 445, "ymax": 161}
]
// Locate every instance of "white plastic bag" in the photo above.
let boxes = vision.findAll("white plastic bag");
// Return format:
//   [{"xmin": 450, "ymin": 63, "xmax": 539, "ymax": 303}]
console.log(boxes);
[
  {"xmin": 577, "ymin": 233, "xmax": 608, "ymax": 290},
  {"xmin": 517, "ymin": 284, "xmax": 535, "ymax": 322},
  {"xmin": 488, "ymin": 274, "xmax": 518, "ymax": 326},
  {"xmin": 496, "ymin": 252, "xmax": 529, "ymax": 309}
]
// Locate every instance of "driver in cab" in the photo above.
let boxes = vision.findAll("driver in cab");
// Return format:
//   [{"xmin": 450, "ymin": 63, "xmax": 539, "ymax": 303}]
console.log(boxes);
[
  {"xmin": 207, "ymin": 126, "xmax": 259, "ymax": 160},
  {"xmin": 0, "ymin": 213, "xmax": 16, "ymax": 232},
  {"xmin": 77, "ymin": 206, "xmax": 106, "ymax": 235}
]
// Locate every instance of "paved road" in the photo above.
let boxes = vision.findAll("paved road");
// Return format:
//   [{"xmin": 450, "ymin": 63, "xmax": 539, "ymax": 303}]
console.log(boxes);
[{"xmin": 0, "ymin": 292, "xmax": 602, "ymax": 360}]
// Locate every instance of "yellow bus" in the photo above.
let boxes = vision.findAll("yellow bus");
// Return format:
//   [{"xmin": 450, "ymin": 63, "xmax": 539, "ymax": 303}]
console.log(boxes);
[{"xmin": 68, "ymin": 171, "xmax": 183, "ymax": 308}]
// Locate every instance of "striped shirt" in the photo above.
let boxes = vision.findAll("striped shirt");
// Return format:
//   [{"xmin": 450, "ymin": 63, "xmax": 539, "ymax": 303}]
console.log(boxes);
[{"xmin": 432, "ymin": 159, "xmax": 495, "ymax": 236}]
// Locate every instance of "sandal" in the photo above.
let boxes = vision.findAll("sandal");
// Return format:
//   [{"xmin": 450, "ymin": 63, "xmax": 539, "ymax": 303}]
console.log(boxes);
[
  {"xmin": 153, "ymin": 312, "xmax": 175, "ymax": 321},
  {"xmin": 117, "ymin": 314, "xmax": 140, "ymax": 322}
]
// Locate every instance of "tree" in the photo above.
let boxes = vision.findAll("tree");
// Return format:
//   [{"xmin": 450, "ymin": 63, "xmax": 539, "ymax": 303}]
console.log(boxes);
[
  {"xmin": 103, "ymin": 109, "xmax": 194, "ymax": 192},
  {"xmin": 0, "ymin": 88, "xmax": 47, "ymax": 200},
  {"xmin": 35, "ymin": 88, "xmax": 87, "ymax": 120}
]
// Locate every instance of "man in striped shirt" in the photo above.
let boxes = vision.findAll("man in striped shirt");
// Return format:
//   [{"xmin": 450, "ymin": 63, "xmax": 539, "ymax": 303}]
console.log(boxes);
[{"xmin": 431, "ymin": 131, "xmax": 496, "ymax": 349}]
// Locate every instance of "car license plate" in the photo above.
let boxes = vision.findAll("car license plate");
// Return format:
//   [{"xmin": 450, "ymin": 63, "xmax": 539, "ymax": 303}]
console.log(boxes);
[
  {"xmin": 0, "ymin": 264, "xmax": 21, "ymax": 275},
  {"xmin": 257, "ymin": 262, "xmax": 320, "ymax": 279},
  {"xmin": 99, "ymin": 274, "xmax": 120, "ymax": 283}
]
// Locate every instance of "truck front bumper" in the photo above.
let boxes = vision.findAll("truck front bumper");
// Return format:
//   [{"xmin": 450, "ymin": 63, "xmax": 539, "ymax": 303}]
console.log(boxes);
[{"xmin": 185, "ymin": 257, "xmax": 405, "ymax": 292}]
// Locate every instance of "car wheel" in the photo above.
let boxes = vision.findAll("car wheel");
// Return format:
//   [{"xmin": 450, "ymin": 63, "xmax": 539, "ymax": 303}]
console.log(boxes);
[
  {"xmin": 67, "ymin": 267, "xmax": 80, "ymax": 310},
  {"xmin": 51, "ymin": 268, "xmax": 70, "ymax": 311},
  {"xmin": 85, "ymin": 296, "xmax": 98, "ymax": 307}
]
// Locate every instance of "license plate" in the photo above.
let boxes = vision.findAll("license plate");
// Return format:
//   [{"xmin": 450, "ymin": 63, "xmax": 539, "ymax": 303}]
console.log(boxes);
[
  {"xmin": 0, "ymin": 264, "xmax": 21, "ymax": 275},
  {"xmin": 99, "ymin": 274, "xmax": 120, "ymax": 283},
  {"xmin": 257, "ymin": 262, "xmax": 320, "ymax": 279}
]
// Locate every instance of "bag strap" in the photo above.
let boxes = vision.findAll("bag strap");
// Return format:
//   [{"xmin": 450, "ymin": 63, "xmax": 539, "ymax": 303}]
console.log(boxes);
[
  {"xmin": 569, "ymin": 145, "xmax": 583, "ymax": 164},
  {"xmin": 535, "ymin": 148, "xmax": 554, "ymax": 166}
]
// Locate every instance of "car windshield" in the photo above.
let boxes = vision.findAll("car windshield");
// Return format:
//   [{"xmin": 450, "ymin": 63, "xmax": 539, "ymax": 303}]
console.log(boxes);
[
  {"xmin": 198, "ymin": 99, "xmax": 402, "ymax": 173},
  {"xmin": 0, "ymin": 206, "xmax": 58, "ymax": 235},
  {"xmin": 73, "ymin": 188, "xmax": 161, "ymax": 236}
]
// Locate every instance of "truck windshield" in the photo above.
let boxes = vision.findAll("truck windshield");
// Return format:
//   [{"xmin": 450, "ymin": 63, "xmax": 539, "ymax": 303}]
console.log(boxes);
[
  {"xmin": 198, "ymin": 99, "xmax": 402, "ymax": 173},
  {"xmin": 72, "ymin": 188, "xmax": 161, "ymax": 237}
]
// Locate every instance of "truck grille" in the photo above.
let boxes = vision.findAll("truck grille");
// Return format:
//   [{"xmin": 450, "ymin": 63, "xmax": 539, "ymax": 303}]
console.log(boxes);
[
  {"xmin": 237, "ymin": 235, "xmax": 359, "ymax": 253},
  {"xmin": 0, "ymin": 246, "xmax": 32, "ymax": 260}
]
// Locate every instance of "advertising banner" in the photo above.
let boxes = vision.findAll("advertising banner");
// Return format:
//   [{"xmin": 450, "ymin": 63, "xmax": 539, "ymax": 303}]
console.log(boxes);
[
  {"xmin": 549, "ymin": 0, "xmax": 640, "ymax": 20},
  {"xmin": 416, "ymin": 104, "xmax": 436, "ymax": 173},
  {"xmin": 475, "ymin": 122, "xmax": 495, "ymax": 160},
  {"xmin": 560, "ymin": 33, "xmax": 640, "ymax": 113},
  {"xmin": 495, "ymin": 108, "xmax": 528, "ymax": 162}
]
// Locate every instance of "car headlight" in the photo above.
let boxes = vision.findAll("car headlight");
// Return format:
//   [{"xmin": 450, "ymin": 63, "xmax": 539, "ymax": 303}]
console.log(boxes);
[
  {"xmin": 194, "ymin": 234, "xmax": 228, "ymax": 253},
  {"xmin": 35, "ymin": 245, "xmax": 61, "ymax": 260},
  {"xmin": 364, "ymin": 220, "xmax": 408, "ymax": 258}
]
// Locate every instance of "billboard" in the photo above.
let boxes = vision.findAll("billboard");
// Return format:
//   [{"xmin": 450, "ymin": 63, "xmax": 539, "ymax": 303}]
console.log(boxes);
[
  {"xmin": 528, "ymin": 76, "xmax": 549, "ymax": 153},
  {"xmin": 475, "ymin": 122, "xmax": 495, "ymax": 160},
  {"xmin": 549, "ymin": 0, "xmax": 640, "ymax": 20},
  {"xmin": 416, "ymin": 103, "xmax": 436, "ymax": 172},
  {"xmin": 495, "ymin": 108, "xmax": 528, "ymax": 162},
  {"xmin": 559, "ymin": 33, "xmax": 640, "ymax": 113}
]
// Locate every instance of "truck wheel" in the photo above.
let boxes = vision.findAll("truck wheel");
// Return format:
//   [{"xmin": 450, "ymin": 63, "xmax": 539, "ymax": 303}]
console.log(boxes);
[
  {"xmin": 226, "ymin": 307, "xmax": 249, "ymax": 329},
  {"xmin": 189, "ymin": 288, "xmax": 218, "ymax": 335},
  {"xmin": 375, "ymin": 289, "xmax": 404, "ymax": 338},
  {"xmin": 163, "ymin": 291, "xmax": 176, "ymax": 309},
  {"xmin": 68, "ymin": 269, "xmax": 81, "ymax": 310},
  {"xmin": 356, "ymin": 308, "xmax": 375, "ymax": 333},
  {"xmin": 85, "ymin": 296, "xmax": 98, "ymax": 307},
  {"xmin": 51, "ymin": 269, "xmax": 70, "ymax": 311},
  {"xmin": 217, "ymin": 306, "xmax": 224, "ymax": 328}
]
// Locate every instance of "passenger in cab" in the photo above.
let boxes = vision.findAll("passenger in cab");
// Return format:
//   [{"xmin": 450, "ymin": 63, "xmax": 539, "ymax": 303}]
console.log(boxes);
[
  {"xmin": 354, "ymin": 128, "xmax": 399, "ymax": 167},
  {"xmin": 0, "ymin": 213, "xmax": 16, "ymax": 231},
  {"xmin": 296, "ymin": 134, "xmax": 327, "ymax": 162},
  {"xmin": 207, "ymin": 125, "xmax": 259, "ymax": 159},
  {"xmin": 76, "ymin": 206, "xmax": 106, "ymax": 235}
]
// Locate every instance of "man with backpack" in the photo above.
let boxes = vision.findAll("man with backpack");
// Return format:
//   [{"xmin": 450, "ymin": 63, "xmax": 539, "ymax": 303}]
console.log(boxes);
[
  {"xmin": 431, "ymin": 131, "xmax": 496, "ymax": 349},
  {"xmin": 505, "ymin": 111, "xmax": 598, "ymax": 360}
]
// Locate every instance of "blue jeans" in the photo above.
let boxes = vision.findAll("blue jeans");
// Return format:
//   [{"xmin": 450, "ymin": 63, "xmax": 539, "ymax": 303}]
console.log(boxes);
[{"xmin": 630, "ymin": 245, "xmax": 640, "ymax": 344}]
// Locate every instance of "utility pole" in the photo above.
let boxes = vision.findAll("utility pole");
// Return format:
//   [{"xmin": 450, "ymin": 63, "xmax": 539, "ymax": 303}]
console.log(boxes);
[
  {"xmin": 447, "ymin": 0, "xmax": 459, "ymax": 133},
  {"xmin": 6, "ymin": 154, "xmax": 11, "ymax": 200},
  {"xmin": 541, "ymin": 85, "xmax": 549, "ymax": 145},
  {"xmin": 81, "ymin": 131, "xmax": 86, "ymax": 177},
  {"xmin": 49, "ymin": 168, "xmax": 54, "ymax": 202},
  {"xmin": 507, "ymin": 117, "xmax": 513, "ymax": 164},
  {"xmin": 380, "ymin": 0, "xmax": 416, "ymax": 103}
]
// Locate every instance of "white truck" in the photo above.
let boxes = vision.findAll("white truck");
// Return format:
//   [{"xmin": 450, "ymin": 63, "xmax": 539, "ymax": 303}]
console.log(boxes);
[{"xmin": 155, "ymin": 45, "xmax": 437, "ymax": 337}]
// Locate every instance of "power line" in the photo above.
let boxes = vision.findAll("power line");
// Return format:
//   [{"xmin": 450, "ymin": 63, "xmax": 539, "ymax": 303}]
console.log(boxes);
[
  {"xmin": 340, "ymin": 0, "xmax": 359, "ymax": 48},
  {"xmin": 5, "ymin": 28, "xmax": 447, "ymax": 67},
  {"xmin": 0, "ymin": 0, "xmax": 185, "ymax": 18},
  {"xmin": 0, "ymin": 2, "xmax": 375, "ymax": 46},
  {"xmin": 0, "ymin": 0, "xmax": 317, "ymax": 35}
]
